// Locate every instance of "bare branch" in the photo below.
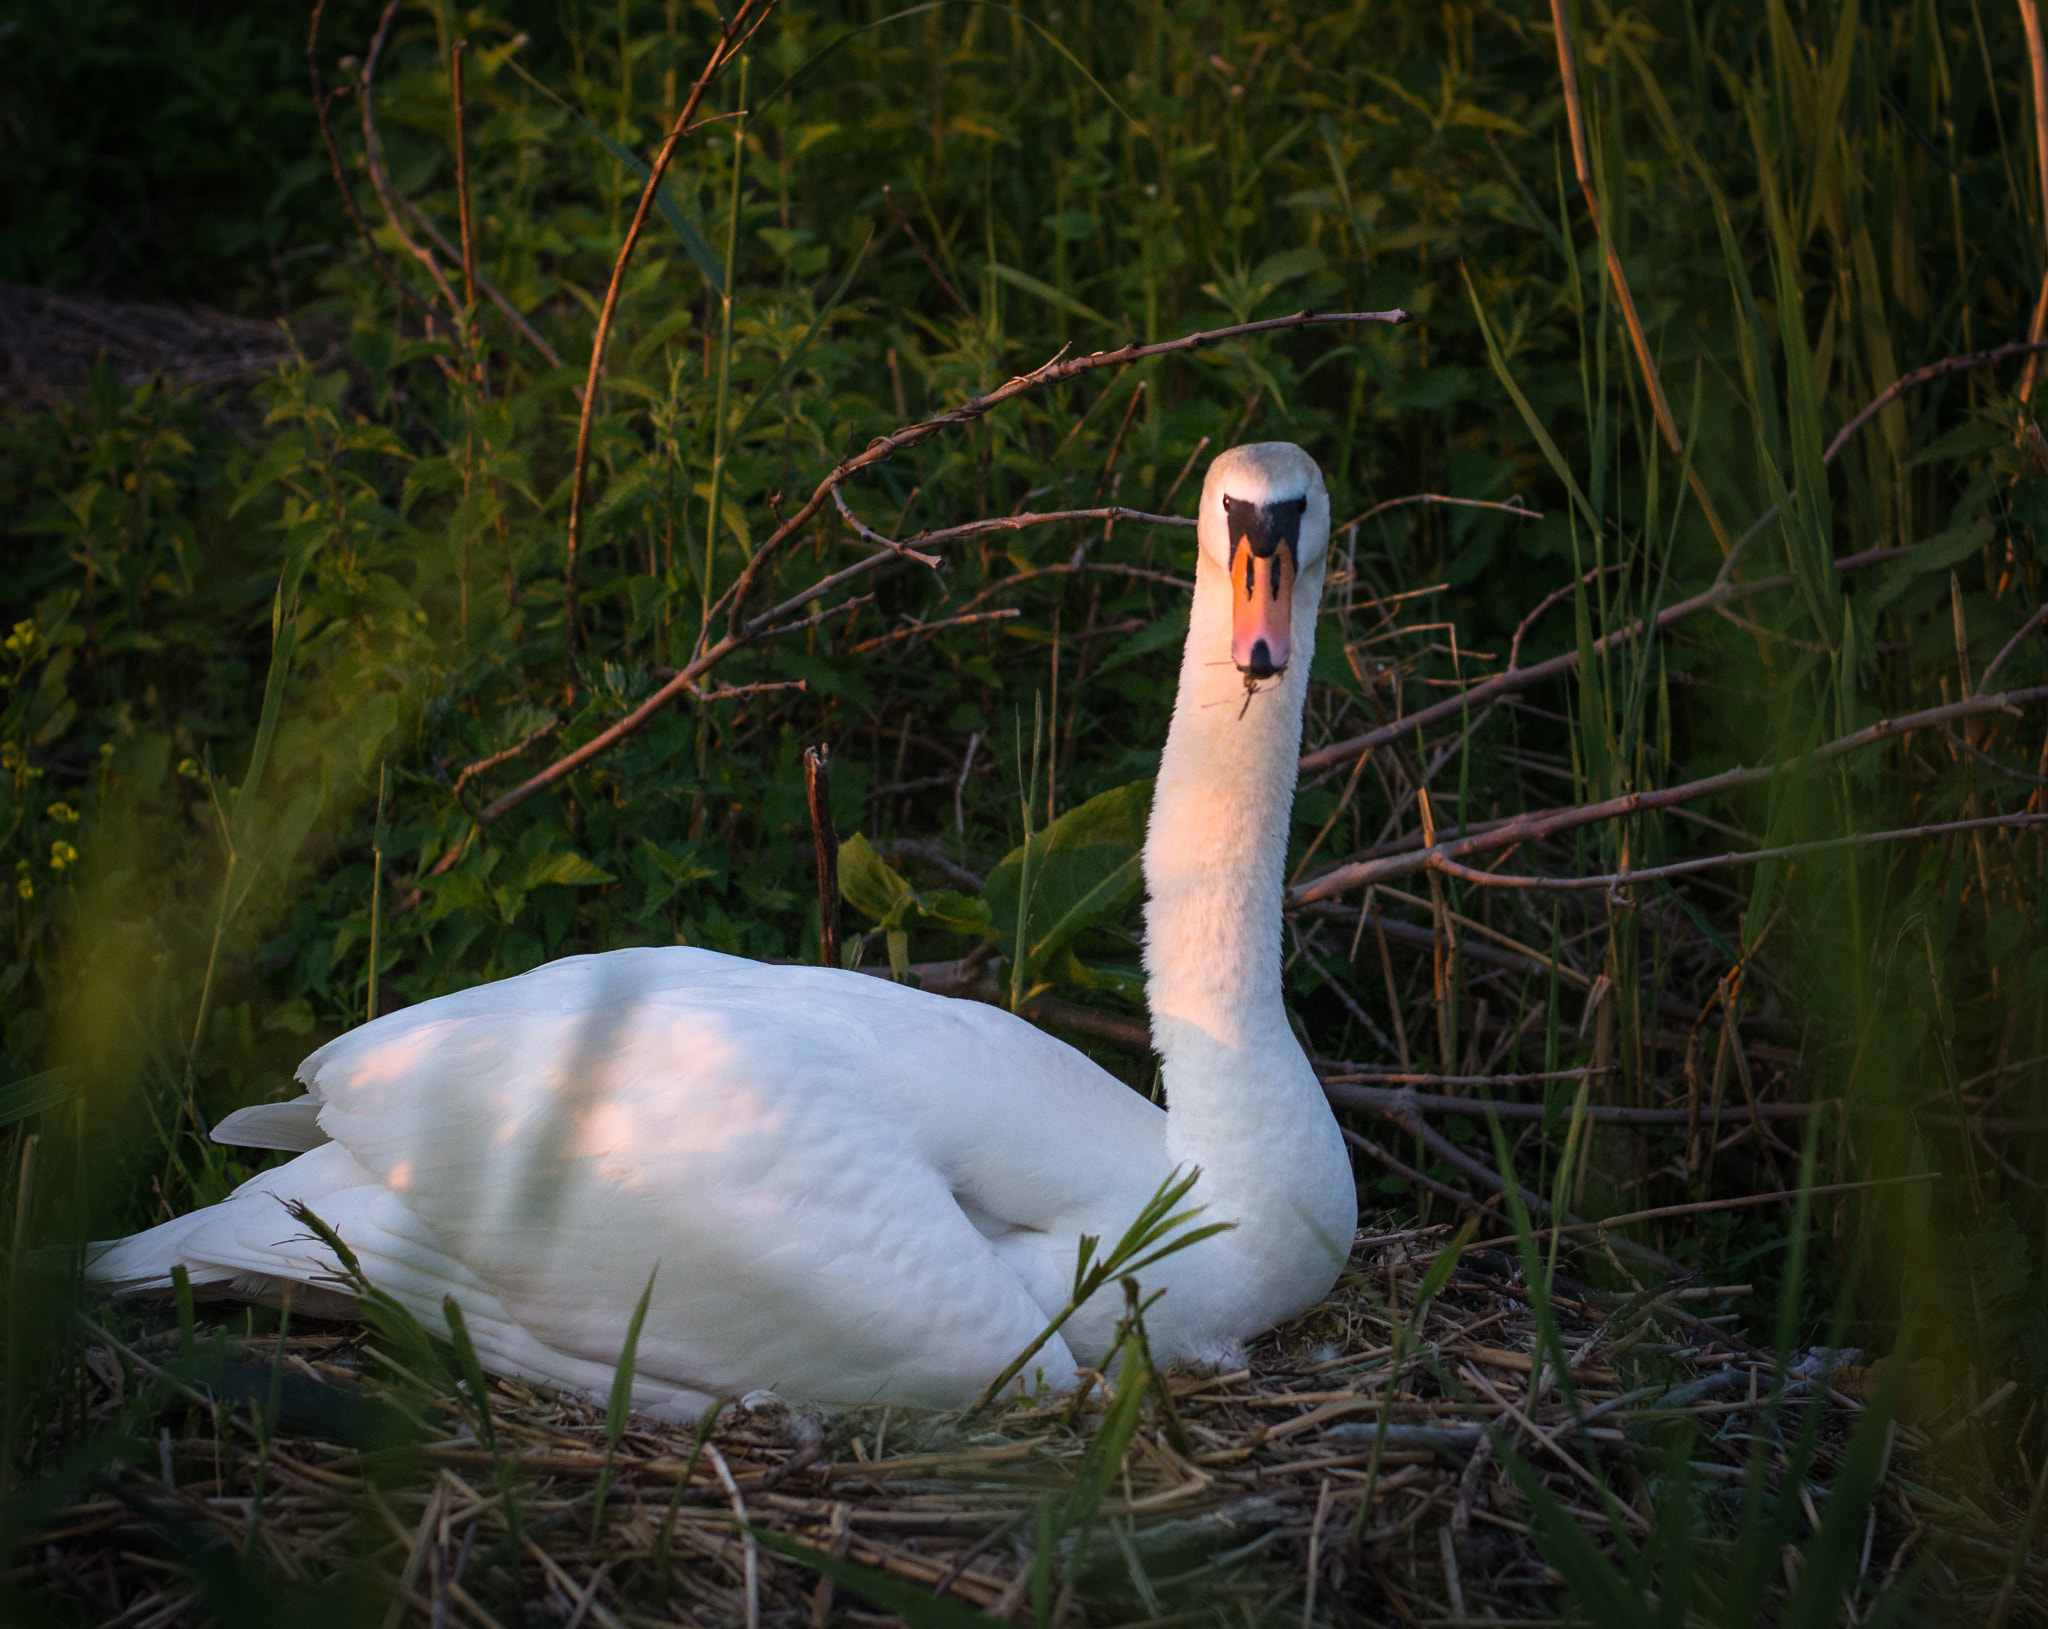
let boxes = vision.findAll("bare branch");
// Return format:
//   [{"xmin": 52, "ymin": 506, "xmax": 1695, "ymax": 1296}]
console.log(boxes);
[
  {"xmin": 1421, "ymin": 809, "xmax": 2048, "ymax": 893},
  {"xmin": 1322, "ymin": 1079, "xmax": 1821, "ymax": 1126},
  {"xmin": 1980, "ymin": 603, "xmax": 2048, "ymax": 693},
  {"xmin": 846, "ymin": 608, "xmax": 1021, "ymax": 655},
  {"xmin": 828, "ymin": 485, "xmax": 943, "ymax": 566},
  {"xmin": 851, "ymin": 501, "xmax": 1196, "ymax": 556},
  {"xmin": 1292, "ymin": 684, "xmax": 2048, "ymax": 902},
  {"xmin": 397, "ymin": 192, "xmax": 564, "ymax": 371},
  {"xmin": 483, "ymin": 307, "xmax": 1404, "ymax": 818},
  {"xmin": 1722, "ymin": 337, "xmax": 2048, "ymax": 584},
  {"xmin": 360, "ymin": 0, "xmax": 460, "ymax": 315},
  {"xmin": 1296, "ymin": 574, "xmax": 1796, "ymax": 777},
  {"xmin": 1341, "ymin": 493, "xmax": 1542, "ymax": 531},
  {"xmin": 307, "ymin": 0, "xmax": 433, "ymax": 316}
]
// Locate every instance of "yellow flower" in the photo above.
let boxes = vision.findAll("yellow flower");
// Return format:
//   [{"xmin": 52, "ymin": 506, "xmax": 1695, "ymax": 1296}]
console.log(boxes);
[
  {"xmin": 15, "ymin": 878, "xmax": 30, "ymax": 900},
  {"xmin": 177, "ymin": 758, "xmax": 200, "ymax": 780},
  {"xmin": 46, "ymin": 801, "xmax": 78, "ymax": 824},
  {"xmin": 49, "ymin": 840, "xmax": 78, "ymax": 871},
  {"xmin": 3, "ymin": 620, "xmax": 38, "ymax": 658}
]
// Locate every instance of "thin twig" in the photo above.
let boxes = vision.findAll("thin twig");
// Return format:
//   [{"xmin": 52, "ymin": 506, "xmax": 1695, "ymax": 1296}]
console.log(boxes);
[
  {"xmin": 828, "ymin": 485, "xmax": 943, "ymax": 566},
  {"xmin": 1507, "ymin": 564, "xmax": 1625, "ymax": 672},
  {"xmin": 483, "ymin": 308, "xmax": 1405, "ymax": 819},
  {"xmin": 846, "ymin": 608, "xmax": 1021, "ymax": 655},
  {"xmin": 1296, "ymin": 574, "xmax": 1795, "ymax": 776},
  {"xmin": 452, "ymin": 41, "xmax": 477, "ymax": 315},
  {"xmin": 1463, "ymin": 1173, "xmax": 1943, "ymax": 1253},
  {"xmin": 1980, "ymin": 604, "xmax": 2048, "ymax": 693},
  {"xmin": 447, "ymin": 719, "xmax": 562, "ymax": 814},
  {"xmin": 360, "ymin": 0, "xmax": 459, "ymax": 314},
  {"xmin": 1341, "ymin": 493, "xmax": 1542, "ymax": 531},
  {"xmin": 1323, "ymin": 1079, "xmax": 1818, "ymax": 1127},
  {"xmin": 396, "ymin": 191, "xmax": 565, "ymax": 370},
  {"xmin": 1723, "ymin": 338, "xmax": 2048, "ymax": 582},
  {"xmin": 564, "ymin": 0, "xmax": 770, "ymax": 650},
  {"xmin": 2018, "ymin": 0, "xmax": 2048, "ymax": 405},
  {"xmin": 307, "ymin": 0, "xmax": 432, "ymax": 315}
]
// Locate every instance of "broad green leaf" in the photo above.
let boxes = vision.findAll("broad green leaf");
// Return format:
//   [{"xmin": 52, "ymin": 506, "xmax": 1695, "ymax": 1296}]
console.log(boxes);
[
  {"xmin": 838, "ymin": 836, "xmax": 992, "ymax": 938},
  {"xmin": 984, "ymin": 781, "xmax": 1152, "ymax": 986},
  {"xmin": 838, "ymin": 832, "xmax": 914, "ymax": 928},
  {"xmin": 1048, "ymin": 950, "xmax": 1145, "ymax": 1005},
  {"xmin": 0, "ymin": 1068, "xmax": 67, "ymax": 1127}
]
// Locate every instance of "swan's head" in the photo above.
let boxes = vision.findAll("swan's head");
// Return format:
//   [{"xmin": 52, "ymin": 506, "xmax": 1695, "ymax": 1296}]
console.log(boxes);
[{"xmin": 1196, "ymin": 441, "xmax": 1330, "ymax": 680}]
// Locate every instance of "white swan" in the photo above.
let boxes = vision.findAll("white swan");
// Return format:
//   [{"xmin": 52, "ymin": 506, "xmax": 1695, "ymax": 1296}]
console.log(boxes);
[{"xmin": 89, "ymin": 441, "xmax": 1356, "ymax": 1418}]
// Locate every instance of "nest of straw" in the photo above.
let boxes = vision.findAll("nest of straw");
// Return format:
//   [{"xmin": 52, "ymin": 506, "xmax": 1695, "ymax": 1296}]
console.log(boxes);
[{"xmin": 18, "ymin": 1226, "xmax": 2032, "ymax": 1628}]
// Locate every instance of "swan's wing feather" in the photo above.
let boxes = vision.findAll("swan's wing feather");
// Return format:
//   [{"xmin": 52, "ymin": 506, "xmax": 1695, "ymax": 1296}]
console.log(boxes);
[{"xmin": 301, "ymin": 947, "xmax": 1114, "ymax": 1404}]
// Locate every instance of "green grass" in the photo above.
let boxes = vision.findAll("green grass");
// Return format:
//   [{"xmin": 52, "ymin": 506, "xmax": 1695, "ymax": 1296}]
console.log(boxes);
[{"xmin": 4, "ymin": 0, "xmax": 2048, "ymax": 1617}]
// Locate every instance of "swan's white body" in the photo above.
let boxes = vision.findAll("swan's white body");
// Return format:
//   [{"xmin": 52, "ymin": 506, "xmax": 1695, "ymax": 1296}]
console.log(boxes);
[{"xmin": 90, "ymin": 443, "xmax": 1357, "ymax": 1417}]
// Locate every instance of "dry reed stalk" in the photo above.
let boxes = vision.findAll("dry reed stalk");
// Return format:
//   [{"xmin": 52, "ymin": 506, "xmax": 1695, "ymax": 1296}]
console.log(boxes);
[{"xmin": 1545, "ymin": 0, "xmax": 1732, "ymax": 554}]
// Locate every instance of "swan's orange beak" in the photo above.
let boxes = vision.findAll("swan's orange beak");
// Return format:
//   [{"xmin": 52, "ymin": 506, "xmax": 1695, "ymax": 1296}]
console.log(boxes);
[
  {"xmin": 1223, "ymin": 492, "xmax": 1307, "ymax": 680},
  {"xmin": 1230, "ymin": 543, "xmax": 1294, "ymax": 679}
]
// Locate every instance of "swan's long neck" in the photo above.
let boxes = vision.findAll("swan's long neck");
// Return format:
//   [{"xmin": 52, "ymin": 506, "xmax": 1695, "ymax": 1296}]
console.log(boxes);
[{"xmin": 1141, "ymin": 549, "xmax": 1327, "ymax": 1192}]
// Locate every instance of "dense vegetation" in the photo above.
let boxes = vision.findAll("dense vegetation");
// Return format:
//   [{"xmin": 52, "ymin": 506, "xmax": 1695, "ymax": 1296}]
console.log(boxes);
[{"xmin": 5, "ymin": 0, "xmax": 2048, "ymax": 1619}]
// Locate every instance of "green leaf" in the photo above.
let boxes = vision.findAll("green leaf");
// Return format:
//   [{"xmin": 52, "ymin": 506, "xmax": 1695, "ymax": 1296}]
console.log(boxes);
[
  {"xmin": 838, "ymin": 836, "xmax": 992, "ymax": 939},
  {"xmin": 986, "ymin": 262, "xmax": 1109, "ymax": 326},
  {"xmin": 1053, "ymin": 1334, "xmax": 1150, "ymax": 1534},
  {"xmin": 984, "ymin": 781, "xmax": 1151, "ymax": 986},
  {"xmin": 1249, "ymin": 245, "xmax": 1326, "ymax": 287},
  {"xmin": 1091, "ymin": 603, "xmax": 1188, "ymax": 678},
  {"xmin": 0, "ymin": 1069, "xmax": 67, "ymax": 1128},
  {"xmin": 839, "ymin": 832, "xmax": 915, "ymax": 928},
  {"xmin": 748, "ymin": 1526, "xmax": 1006, "ymax": 1627},
  {"xmin": 608, "ymin": 1265, "xmax": 658, "ymax": 1443},
  {"xmin": 1048, "ymin": 950, "xmax": 1145, "ymax": 1004},
  {"xmin": 520, "ymin": 850, "xmax": 616, "ymax": 890},
  {"xmin": 497, "ymin": 54, "xmax": 725, "ymax": 294}
]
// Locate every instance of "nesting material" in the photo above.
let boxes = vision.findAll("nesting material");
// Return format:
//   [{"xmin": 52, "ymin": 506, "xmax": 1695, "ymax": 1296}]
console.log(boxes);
[{"xmin": 21, "ymin": 1227, "xmax": 2019, "ymax": 1626}]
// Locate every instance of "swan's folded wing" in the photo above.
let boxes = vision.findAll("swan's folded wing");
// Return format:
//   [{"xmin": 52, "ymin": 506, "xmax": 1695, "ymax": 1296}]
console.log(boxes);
[
  {"xmin": 300, "ymin": 947, "xmax": 1084, "ymax": 1405},
  {"xmin": 214, "ymin": 1094, "xmax": 329, "ymax": 1152}
]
